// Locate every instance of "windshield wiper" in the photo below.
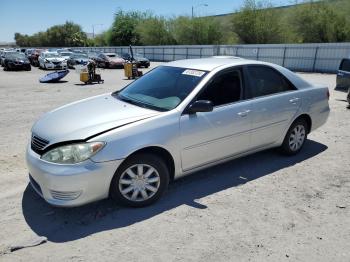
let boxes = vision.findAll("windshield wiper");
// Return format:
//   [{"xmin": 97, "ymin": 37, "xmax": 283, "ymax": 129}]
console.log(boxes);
[{"xmin": 116, "ymin": 94, "xmax": 165, "ymax": 112}]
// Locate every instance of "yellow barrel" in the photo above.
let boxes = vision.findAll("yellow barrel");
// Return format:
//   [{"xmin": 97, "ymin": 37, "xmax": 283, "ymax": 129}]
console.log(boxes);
[
  {"xmin": 124, "ymin": 63, "xmax": 133, "ymax": 79},
  {"xmin": 80, "ymin": 72, "xmax": 89, "ymax": 83}
]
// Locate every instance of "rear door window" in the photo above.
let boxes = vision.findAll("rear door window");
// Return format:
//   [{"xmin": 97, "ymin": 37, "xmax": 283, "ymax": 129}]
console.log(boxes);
[
  {"xmin": 340, "ymin": 59, "xmax": 350, "ymax": 72},
  {"xmin": 246, "ymin": 65, "xmax": 295, "ymax": 98}
]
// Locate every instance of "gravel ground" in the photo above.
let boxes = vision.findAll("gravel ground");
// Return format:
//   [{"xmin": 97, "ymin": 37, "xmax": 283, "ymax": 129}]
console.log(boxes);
[{"xmin": 0, "ymin": 64, "xmax": 349, "ymax": 262}]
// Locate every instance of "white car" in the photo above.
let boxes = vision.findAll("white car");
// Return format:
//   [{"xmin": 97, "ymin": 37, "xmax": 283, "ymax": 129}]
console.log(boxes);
[
  {"xmin": 38, "ymin": 52, "xmax": 67, "ymax": 70},
  {"xmin": 27, "ymin": 57, "xmax": 330, "ymax": 207},
  {"xmin": 58, "ymin": 51, "xmax": 73, "ymax": 60}
]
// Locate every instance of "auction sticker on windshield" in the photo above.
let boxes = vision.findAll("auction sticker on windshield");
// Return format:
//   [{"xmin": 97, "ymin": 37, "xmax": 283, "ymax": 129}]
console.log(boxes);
[{"xmin": 182, "ymin": 69, "xmax": 206, "ymax": 77}]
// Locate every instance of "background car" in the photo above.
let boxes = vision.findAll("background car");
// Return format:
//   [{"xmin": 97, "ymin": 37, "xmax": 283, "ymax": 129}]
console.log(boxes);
[
  {"xmin": 87, "ymin": 51, "xmax": 102, "ymax": 63},
  {"xmin": 121, "ymin": 52, "xmax": 150, "ymax": 68},
  {"xmin": 67, "ymin": 53, "xmax": 90, "ymax": 69},
  {"xmin": 38, "ymin": 52, "xmax": 67, "ymax": 70},
  {"xmin": 59, "ymin": 51, "xmax": 73, "ymax": 60},
  {"xmin": 96, "ymin": 53, "xmax": 125, "ymax": 68},
  {"xmin": 28, "ymin": 49, "xmax": 45, "ymax": 66},
  {"xmin": 336, "ymin": 58, "xmax": 350, "ymax": 91},
  {"xmin": 3, "ymin": 52, "xmax": 31, "ymax": 71},
  {"xmin": 1, "ymin": 50, "xmax": 17, "ymax": 67}
]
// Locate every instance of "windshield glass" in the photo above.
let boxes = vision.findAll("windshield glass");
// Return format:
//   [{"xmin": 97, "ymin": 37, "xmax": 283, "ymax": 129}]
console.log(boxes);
[
  {"xmin": 12, "ymin": 53, "xmax": 26, "ymax": 59},
  {"xmin": 107, "ymin": 54, "xmax": 118, "ymax": 58},
  {"xmin": 72, "ymin": 54, "xmax": 88, "ymax": 59},
  {"xmin": 5, "ymin": 52, "xmax": 18, "ymax": 58},
  {"xmin": 116, "ymin": 66, "xmax": 208, "ymax": 111},
  {"xmin": 60, "ymin": 52, "xmax": 71, "ymax": 56},
  {"xmin": 44, "ymin": 53, "xmax": 59, "ymax": 58}
]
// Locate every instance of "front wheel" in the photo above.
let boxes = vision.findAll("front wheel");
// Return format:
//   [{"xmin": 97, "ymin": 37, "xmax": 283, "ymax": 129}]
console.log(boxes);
[
  {"xmin": 110, "ymin": 153, "xmax": 169, "ymax": 207},
  {"xmin": 280, "ymin": 119, "xmax": 308, "ymax": 155}
]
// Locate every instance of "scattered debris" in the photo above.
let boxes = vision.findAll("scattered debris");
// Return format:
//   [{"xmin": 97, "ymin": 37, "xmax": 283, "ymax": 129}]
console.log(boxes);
[
  {"xmin": 10, "ymin": 236, "xmax": 47, "ymax": 252},
  {"xmin": 336, "ymin": 205, "xmax": 346, "ymax": 209}
]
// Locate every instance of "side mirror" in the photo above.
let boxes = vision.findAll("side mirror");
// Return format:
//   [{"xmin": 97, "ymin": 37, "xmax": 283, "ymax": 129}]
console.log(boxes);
[{"xmin": 187, "ymin": 100, "xmax": 214, "ymax": 114}]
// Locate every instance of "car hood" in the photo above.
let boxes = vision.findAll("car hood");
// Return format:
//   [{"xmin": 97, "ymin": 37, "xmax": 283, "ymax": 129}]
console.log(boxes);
[
  {"xmin": 74, "ymin": 58, "xmax": 89, "ymax": 62},
  {"xmin": 32, "ymin": 94, "xmax": 160, "ymax": 145},
  {"xmin": 46, "ymin": 57, "xmax": 66, "ymax": 62},
  {"xmin": 108, "ymin": 57, "xmax": 124, "ymax": 63}
]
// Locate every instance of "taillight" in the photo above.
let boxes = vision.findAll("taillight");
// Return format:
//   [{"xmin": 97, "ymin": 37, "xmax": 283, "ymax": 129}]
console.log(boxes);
[{"xmin": 327, "ymin": 89, "xmax": 330, "ymax": 100}]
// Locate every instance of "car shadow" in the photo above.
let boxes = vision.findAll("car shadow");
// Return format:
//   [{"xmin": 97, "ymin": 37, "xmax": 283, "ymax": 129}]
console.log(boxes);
[{"xmin": 22, "ymin": 139, "xmax": 327, "ymax": 243}]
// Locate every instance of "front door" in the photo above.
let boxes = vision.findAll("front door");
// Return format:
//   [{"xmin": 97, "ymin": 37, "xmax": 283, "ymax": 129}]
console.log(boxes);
[{"xmin": 179, "ymin": 68, "xmax": 252, "ymax": 172}]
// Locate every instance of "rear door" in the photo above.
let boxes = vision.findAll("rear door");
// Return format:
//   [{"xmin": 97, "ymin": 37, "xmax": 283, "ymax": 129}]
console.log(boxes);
[
  {"xmin": 337, "ymin": 59, "xmax": 350, "ymax": 90},
  {"xmin": 245, "ymin": 65, "xmax": 301, "ymax": 149}
]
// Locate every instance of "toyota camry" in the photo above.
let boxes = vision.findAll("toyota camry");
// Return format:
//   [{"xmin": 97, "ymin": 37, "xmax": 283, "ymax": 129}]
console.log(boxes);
[{"xmin": 26, "ymin": 57, "xmax": 330, "ymax": 207}]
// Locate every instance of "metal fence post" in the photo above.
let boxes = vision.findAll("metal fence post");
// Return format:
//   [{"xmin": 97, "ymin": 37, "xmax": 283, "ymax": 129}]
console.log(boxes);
[
  {"xmin": 173, "ymin": 47, "xmax": 175, "ymax": 61},
  {"xmin": 152, "ymin": 47, "xmax": 155, "ymax": 61},
  {"xmin": 282, "ymin": 46, "xmax": 287, "ymax": 67},
  {"xmin": 312, "ymin": 46, "xmax": 319, "ymax": 72},
  {"xmin": 162, "ymin": 47, "xmax": 165, "ymax": 61},
  {"xmin": 256, "ymin": 47, "xmax": 260, "ymax": 60},
  {"xmin": 186, "ymin": 47, "xmax": 188, "ymax": 59},
  {"xmin": 200, "ymin": 47, "xmax": 203, "ymax": 58}
]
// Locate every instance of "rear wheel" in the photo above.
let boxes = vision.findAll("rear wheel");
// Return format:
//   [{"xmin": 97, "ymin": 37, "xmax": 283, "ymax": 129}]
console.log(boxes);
[
  {"xmin": 280, "ymin": 119, "xmax": 308, "ymax": 155},
  {"xmin": 110, "ymin": 153, "xmax": 169, "ymax": 207}
]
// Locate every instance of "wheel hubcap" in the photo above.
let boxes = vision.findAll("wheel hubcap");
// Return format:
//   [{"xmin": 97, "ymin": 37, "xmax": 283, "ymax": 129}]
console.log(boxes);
[
  {"xmin": 118, "ymin": 164, "xmax": 160, "ymax": 202},
  {"xmin": 289, "ymin": 124, "xmax": 306, "ymax": 151}
]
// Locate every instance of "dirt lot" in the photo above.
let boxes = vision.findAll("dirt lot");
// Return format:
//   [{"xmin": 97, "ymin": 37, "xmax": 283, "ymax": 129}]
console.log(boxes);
[{"xmin": 0, "ymin": 64, "xmax": 349, "ymax": 262}]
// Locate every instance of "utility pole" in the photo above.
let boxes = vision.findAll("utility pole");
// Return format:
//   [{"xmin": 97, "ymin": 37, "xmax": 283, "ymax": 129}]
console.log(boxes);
[
  {"xmin": 191, "ymin": 3, "xmax": 208, "ymax": 19},
  {"xmin": 92, "ymin": 24, "xmax": 103, "ymax": 38}
]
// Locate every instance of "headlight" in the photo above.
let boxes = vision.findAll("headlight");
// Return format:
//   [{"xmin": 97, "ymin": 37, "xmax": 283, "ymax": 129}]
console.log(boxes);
[{"xmin": 41, "ymin": 142, "xmax": 105, "ymax": 164}]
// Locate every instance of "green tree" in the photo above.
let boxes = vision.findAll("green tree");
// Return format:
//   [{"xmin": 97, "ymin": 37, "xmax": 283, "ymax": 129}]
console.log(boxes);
[
  {"xmin": 291, "ymin": 1, "xmax": 350, "ymax": 43},
  {"xmin": 14, "ymin": 21, "xmax": 88, "ymax": 47},
  {"xmin": 108, "ymin": 10, "xmax": 142, "ymax": 46},
  {"xmin": 171, "ymin": 16, "xmax": 224, "ymax": 45},
  {"xmin": 231, "ymin": 0, "xmax": 284, "ymax": 44},
  {"xmin": 136, "ymin": 16, "xmax": 176, "ymax": 45}
]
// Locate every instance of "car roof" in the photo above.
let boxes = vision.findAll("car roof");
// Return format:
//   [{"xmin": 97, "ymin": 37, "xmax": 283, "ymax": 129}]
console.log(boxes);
[
  {"xmin": 165, "ymin": 57, "xmax": 312, "ymax": 89},
  {"xmin": 165, "ymin": 56, "xmax": 278, "ymax": 71}
]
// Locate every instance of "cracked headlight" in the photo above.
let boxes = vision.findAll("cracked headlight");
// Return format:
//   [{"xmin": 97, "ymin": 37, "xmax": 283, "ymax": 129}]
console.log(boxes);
[{"xmin": 41, "ymin": 142, "xmax": 105, "ymax": 164}]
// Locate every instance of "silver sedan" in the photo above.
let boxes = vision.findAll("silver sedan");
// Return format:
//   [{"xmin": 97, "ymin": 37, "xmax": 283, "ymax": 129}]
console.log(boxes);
[{"xmin": 26, "ymin": 57, "xmax": 330, "ymax": 207}]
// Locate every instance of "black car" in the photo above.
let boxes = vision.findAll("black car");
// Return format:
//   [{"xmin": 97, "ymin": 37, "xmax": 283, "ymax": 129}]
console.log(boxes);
[
  {"xmin": 121, "ymin": 53, "xmax": 150, "ymax": 68},
  {"xmin": 67, "ymin": 53, "xmax": 90, "ymax": 69},
  {"xmin": 336, "ymin": 58, "xmax": 350, "ymax": 91},
  {"xmin": 3, "ymin": 52, "xmax": 31, "ymax": 71}
]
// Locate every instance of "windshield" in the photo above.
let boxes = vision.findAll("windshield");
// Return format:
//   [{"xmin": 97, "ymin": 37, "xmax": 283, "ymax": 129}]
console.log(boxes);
[
  {"xmin": 116, "ymin": 66, "xmax": 208, "ymax": 111},
  {"xmin": 60, "ymin": 52, "xmax": 71, "ymax": 56},
  {"xmin": 5, "ymin": 52, "xmax": 18, "ymax": 58},
  {"xmin": 72, "ymin": 54, "xmax": 88, "ymax": 59},
  {"xmin": 44, "ymin": 53, "xmax": 59, "ymax": 58},
  {"xmin": 107, "ymin": 54, "xmax": 119, "ymax": 58}
]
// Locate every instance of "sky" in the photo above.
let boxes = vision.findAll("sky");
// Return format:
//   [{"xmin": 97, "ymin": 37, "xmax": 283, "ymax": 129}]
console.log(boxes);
[{"xmin": 0, "ymin": 0, "xmax": 292, "ymax": 42}]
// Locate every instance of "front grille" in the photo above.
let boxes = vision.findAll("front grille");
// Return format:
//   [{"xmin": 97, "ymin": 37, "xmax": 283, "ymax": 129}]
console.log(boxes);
[
  {"xmin": 29, "ymin": 174, "xmax": 43, "ymax": 196},
  {"xmin": 52, "ymin": 61, "xmax": 61, "ymax": 65},
  {"xmin": 50, "ymin": 190, "xmax": 82, "ymax": 201},
  {"xmin": 31, "ymin": 134, "xmax": 49, "ymax": 154}
]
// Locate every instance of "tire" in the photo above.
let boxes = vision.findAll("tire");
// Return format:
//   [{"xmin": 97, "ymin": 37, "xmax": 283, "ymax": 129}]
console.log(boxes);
[
  {"xmin": 110, "ymin": 153, "xmax": 170, "ymax": 207},
  {"xmin": 280, "ymin": 118, "xmax": 308, "ymax": 155}
]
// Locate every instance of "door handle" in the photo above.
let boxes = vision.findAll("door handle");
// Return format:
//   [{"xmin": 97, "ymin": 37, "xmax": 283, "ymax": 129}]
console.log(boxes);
[
  {"xmin": 289, "ymin": 98, "xmax": 300, "ymax": 104},
  {"xmin": 237, "ymin": 110, "xmax": 251, "ymax": 117}
]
